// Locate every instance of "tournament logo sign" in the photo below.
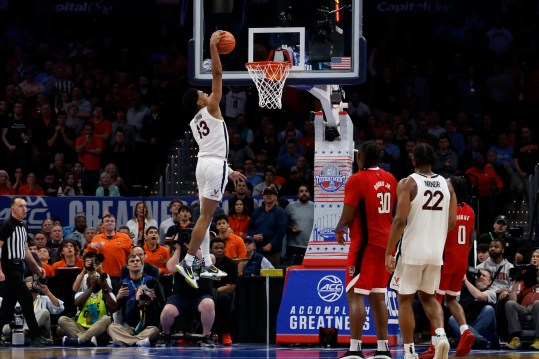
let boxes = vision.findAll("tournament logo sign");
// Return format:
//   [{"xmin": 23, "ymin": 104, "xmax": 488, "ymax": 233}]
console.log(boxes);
[
  {"xmin": 317, "ymin": 275, "xmax": 343, "ymax": 302},
  {"xmin": 315, "ymin": 165, "xmax": 346, "ymax": 192}
]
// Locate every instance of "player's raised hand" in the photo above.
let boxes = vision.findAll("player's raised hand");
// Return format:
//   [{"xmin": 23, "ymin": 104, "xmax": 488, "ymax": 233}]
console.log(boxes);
[{"xmin": 229, "ymin": 171, "xmax": 247, "ymax": 186}]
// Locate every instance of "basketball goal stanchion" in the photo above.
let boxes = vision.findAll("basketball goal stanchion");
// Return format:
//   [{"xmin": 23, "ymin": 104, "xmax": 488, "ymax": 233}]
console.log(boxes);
[{"xmin": 245, "ymin": 61, "xmax": 291, "ymax": 109}]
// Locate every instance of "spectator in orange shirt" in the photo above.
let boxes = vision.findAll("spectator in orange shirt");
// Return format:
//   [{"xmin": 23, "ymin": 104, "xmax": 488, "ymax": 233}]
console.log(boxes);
[
  {"xmin": 75, "ymin": 122, "xmax": 103, "ymax": 195},
  {"xmin": 89, "ymin": 106, "xmax": 112, "ymax": 143},
  {"xmin": 51, "ymin": 239, "xmax": 84, "ymax": 275},
  {"xmin": 16, "ymin": 172, "xmax": 44, "ymax": 196},
  {"xmin": 215, "ymin": 214, "xmax": 247, "ymax": 275},
  {"xmin": 86, "ymin": 213, "xmax": 132, "ymax": 281},
  {"xmin": 465, "ymin": 152, "xmax": 504, "ymax": 232},
  {"xmin": 227, "ymin": 198, "xmax": 250, "ymax": 238},
  {"xmin": 143, "ymin": 226, "xmax": 171, "ymax": 275},
  {"xmin": 37, "ymin": 247, "xmax": 54, "ymax": 277}
]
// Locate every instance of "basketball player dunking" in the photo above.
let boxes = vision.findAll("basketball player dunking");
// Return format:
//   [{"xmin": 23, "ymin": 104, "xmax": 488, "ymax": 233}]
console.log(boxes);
[
  {"xmin": 385, "ymin": 143, "xmax": 457, "ymax": 359},
  {"xmin": 179, "ymin": 30, "xmax": 246, "ymax": 288}
]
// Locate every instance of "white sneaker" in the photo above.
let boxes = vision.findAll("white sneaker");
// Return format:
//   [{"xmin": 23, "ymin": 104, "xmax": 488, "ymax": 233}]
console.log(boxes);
[
  {"xmin": 434, "ymin": 336, "xmax": 449, "ymax": 359},
  {"xmin": 136, "ymin": 338, "xmax": 151, "ymax": 347},
  {"xmin": 89, "ymin": 336, "xmax": 98, "ymax": 347},
  {"xmin": 403, "ymin": 354, "xmax": 419, "ymax": 359},
  {"xmin": 200, "ymin": 264, "xmax": 227, "ymax": 279}
]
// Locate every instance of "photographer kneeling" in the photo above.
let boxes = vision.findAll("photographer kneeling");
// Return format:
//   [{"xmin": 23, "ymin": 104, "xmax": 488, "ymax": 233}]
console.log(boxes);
[
  {"xmin": 58, "ymin": 271, "xmax": 118, "ymax": 346},
  {"xmin": 505, "ymin": 249, "xmax": 539, "ymax": 350},
  {"xmin": 448, "ymin": 267, "xmax": 498, "ymax": 348},
  {"xmin": 1, "ymin": 276, "xmax": 64, "ymax": 340},
  {"xmin": 107, "ymin": 254, "xmax": 163, "ymax": 347}
]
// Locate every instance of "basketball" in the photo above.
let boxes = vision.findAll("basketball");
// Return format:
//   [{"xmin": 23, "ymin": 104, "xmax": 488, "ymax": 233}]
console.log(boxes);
[{"xmin": 216, "ymin": 31, "xmax": 235, "ymax": 55}]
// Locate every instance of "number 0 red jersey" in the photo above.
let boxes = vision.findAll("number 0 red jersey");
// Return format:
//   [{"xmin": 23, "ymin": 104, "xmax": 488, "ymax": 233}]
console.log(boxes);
[
  {"xmin": 443, "ymin": 203, "xmax": 475, "ymax": 273},
  {"xmin": 343, "ymin": 167, "xmax": 397, "ymax": 250}
]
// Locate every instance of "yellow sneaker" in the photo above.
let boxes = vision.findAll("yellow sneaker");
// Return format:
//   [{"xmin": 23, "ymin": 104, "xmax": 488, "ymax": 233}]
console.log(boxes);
[
  {"xmin": 530, "ymin": 338, "xmax": 539, "ymax": 350},
  {"xmin": 506, "ymin": 337, "xmax": 521, "ymax": 350}
]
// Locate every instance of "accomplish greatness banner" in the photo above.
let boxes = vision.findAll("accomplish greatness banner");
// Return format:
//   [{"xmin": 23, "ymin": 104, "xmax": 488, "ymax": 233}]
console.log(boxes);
[{"xmin": 0, "ymin": 196, "xmax": 200, "ymax": 233}]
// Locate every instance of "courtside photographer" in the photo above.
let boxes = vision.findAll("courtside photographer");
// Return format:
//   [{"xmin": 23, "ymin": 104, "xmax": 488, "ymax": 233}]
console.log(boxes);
[{"xmin": 505, "ymin": 249, "xmax": 539, "ymax": 350}]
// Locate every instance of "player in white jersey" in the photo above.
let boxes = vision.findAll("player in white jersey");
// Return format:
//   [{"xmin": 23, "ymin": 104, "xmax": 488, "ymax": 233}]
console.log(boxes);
[
  {"xmin": 178, "ymin": 30, "xmax": 246, "ymax": 289},
  {"xmin": 385, "ymin": 143, "xmax": 457, "ymax": 359}
]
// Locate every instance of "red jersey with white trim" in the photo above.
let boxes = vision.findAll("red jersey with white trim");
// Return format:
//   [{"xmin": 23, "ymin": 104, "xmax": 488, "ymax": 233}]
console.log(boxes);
[
  {"xmin": 344, "ymin": 167, "xmax": 397, "ymax": 249},
  {"xmin": 443, "ymin": 203, "xmax": 475, "ymax": 273}
]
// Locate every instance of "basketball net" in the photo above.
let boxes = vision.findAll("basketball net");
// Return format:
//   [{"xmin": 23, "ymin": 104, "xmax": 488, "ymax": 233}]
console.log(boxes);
[{"xmin": 245, "ymin": 61, "xmax": 291, "ymax": 109}]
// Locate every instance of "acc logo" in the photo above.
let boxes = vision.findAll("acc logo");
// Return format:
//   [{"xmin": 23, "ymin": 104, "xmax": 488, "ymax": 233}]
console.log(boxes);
[
  {"xmin": 317, "ymin": 275, "xmax": 343, "ymax": 302},
  {"xmin": 24, "ymin": 197, "xmax": 50, "ymax": 232},
  {"xmin": 315, "ymin": 165, "xmax": 347, "ymax": 192},
  {"xmin": 315, "ymin": 227, "xmax": 335, "ymax": 240}
]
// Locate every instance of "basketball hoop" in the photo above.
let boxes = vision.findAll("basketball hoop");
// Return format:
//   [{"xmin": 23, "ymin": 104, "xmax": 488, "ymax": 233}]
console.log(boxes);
[{"xmin": 245, "ymin": 61, "xmax": 292, "ymax": 109}]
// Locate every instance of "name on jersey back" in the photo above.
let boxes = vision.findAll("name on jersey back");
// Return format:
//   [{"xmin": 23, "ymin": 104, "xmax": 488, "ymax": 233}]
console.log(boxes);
[
  {"xmin": 424, "ymin": 180, "xmax": 441, "ymax": 188},
  {"xmin": 374, "ymin": 181, "xmax": 392, "ymax": 191}
]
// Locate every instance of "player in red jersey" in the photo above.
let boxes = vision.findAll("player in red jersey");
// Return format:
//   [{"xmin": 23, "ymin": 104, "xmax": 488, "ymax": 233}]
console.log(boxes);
[
  {"xmin": 335, "ymin": 140, "xmax": 398, "ymax": 359},
  {"xmin": 419, "ymin": 176, "xmax": 476, "ymax": 359}
]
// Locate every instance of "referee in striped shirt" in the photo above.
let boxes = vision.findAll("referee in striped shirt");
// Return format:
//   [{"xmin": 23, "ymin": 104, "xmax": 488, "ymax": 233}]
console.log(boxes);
[{"xmin": 0, "ymin": 197, "xmax": 53, "ymax": 346}]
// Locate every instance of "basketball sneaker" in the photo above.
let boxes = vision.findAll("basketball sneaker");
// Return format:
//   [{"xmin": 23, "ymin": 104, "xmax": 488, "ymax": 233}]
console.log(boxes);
[
  {"xmin": 200, "ymin": 264, "xmax": 227, "ymax": 279},
  {"xmin": 366, "ymin": 350, "xmax": 393, "ymax": 358},
  {"xmin": 455, "ymin": 329, "xmax": 475, "ymax": 357},
  {"xmin": 222, "ymin": 333, "xmax": 233, "ymax": 346},
  {"xmin": 404, "ymin": 354, "xmax": 419, "ymax": 359},
  {"xmin": 338, "ymin": 350, "xmax": 364, "ymax": 358},
  {"xmin": 175, "ymin": 260, "xmax": 198, "ymax": 288},
  {"xmin": 418, "ymin": 344, "xmax": 435, "ymax": 359},
  {"xmin": 198, "ymin": 335, "xmax": 216, "ymax": 348},
  {"xmin": 434, "ymin": 336, "xmax": 449, "ymax": 359}
]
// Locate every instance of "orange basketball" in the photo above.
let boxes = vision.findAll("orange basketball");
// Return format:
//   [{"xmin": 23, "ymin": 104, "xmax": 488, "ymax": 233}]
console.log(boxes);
[{"xmin": 217, "ymin": 31, "xmax": 236, "ymax": 55}]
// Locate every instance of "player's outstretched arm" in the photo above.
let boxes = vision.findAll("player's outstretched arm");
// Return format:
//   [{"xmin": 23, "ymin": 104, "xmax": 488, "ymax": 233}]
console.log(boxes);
[{"xmin": 207, "ymin": 30, "xmax": 224, "ymax": 119}]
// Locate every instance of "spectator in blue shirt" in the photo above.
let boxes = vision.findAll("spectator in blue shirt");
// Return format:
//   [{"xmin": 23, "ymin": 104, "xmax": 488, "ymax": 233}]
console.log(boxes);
[{"xmin": 248, "ymin": 186, "xmax": 287, "ymax": 267}]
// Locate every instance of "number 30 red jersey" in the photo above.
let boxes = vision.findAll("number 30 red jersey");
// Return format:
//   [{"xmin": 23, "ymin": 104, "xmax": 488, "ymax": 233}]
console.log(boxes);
[
  {"xmin": 344, "ymin": 167, "xmax": 397, "ymax": 250},
  {"xmin": 442, "ymin": 203, "xmax": 475, "ymax": 273}
]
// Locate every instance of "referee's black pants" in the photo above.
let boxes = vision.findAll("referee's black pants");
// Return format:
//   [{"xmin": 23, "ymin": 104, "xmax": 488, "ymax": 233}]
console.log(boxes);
[{"xmin": 0, "ymin": 261, "xmax": 40, "ymax": 337}]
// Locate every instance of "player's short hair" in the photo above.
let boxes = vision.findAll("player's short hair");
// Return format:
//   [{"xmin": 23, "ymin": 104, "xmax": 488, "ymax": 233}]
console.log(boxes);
[
  {"xmin": 413, "ymin": 143, "xmax": 436, "ymax": 168},
  {"xmin": 358, "ymin": 140, "xmax": 380, "ymax": 169},
  {"xmin": 182, "ymin": 88, "xmax": 200, "ymax": 115},
  {"xmin": 449, "ymin": 176, "xmax": 467, "ymax": 204}
]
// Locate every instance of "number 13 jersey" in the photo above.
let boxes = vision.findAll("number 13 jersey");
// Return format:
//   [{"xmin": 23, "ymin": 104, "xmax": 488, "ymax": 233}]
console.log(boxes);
[
  {"xmin": 190, "ymin": 107, "xmax": 229, "ymax": 160},
  {"xmin": 400, "ymin": 173, "xmax": 450, "ymax": 265}
]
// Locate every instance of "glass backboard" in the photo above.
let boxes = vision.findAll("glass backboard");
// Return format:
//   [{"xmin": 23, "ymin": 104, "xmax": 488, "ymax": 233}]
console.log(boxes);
[{"xmin": 188, "ymin": 0, "xmax": 365, "ymax": 86}]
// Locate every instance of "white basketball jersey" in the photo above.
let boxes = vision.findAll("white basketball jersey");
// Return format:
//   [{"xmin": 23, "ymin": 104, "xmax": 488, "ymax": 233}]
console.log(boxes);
[
  {"xmin": 399, "ymin": 173, "xmax": 450, "ymax": 265},
  {"xmin": 189, "ymin": 107, "xmax": 229, "ymax": 160}
]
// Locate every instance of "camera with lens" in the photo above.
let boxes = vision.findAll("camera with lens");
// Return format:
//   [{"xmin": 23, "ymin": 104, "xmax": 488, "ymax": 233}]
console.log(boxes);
[
  {"xmin": 509, "ymin": 264, "xmax": 537, "ymax": 282},
  {"xmin": 85, "ymin": 253, "xmax": 105, "ymax": 271},
  {"xmin": 139, "ymin": 278, "xmax": 157, "ymax": 305},
  {"xmin": 145, "ymin": 278, "xmax": 156, "ymax": 292},
  {"xmin": 99, "ymin": 272, "xmax": 108, "ymax": 281},
  {"xmin": 31, "ymin": 277, "xmax": 47, "ymax": 292},
  {"xmin": 466, "ymin": 266, "xmax": 482, "ymax": 280},
  {"xmin": 173, "ymin": 228, "xmax": 192, "ymax": 245}
]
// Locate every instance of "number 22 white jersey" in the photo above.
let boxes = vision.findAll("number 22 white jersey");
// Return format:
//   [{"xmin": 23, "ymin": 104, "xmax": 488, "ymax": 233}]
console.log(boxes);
[
  {"xmin": 399, "ymin": 173, "xmax": 450, "ymax": 265},
  {"xmin": 189, "ymin": 107, "xmax": 229, "ymax": 160}
]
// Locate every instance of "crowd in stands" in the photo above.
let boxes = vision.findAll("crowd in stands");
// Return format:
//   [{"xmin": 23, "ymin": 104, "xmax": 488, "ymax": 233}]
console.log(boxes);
[
  {"xmin": 0, "ymin": 191, "xmax": 313, "ymax": 346},
  {"xmin": 0, "ymin": 2, "xmax": 538, "ymax": 231}
]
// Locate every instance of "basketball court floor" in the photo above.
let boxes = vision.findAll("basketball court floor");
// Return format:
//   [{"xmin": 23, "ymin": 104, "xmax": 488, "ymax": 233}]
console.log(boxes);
[{"xmin": 1, "ymin": 344, "xmax": 537, "ymax": 359}]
